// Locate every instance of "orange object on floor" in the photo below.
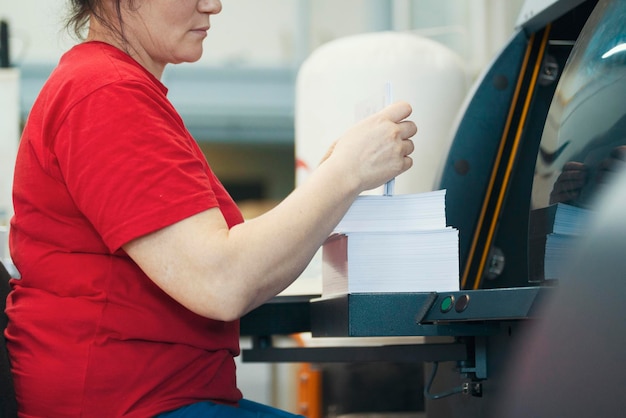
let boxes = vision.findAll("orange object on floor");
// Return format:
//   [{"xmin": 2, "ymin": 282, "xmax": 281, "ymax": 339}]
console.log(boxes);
[
  {"xmin": 296, "ymin": 362, "xmax": 322, "ymax": 418},
  {"xmin": 293, "ymin": 334, "xmax": 322, "ymax": 418}
]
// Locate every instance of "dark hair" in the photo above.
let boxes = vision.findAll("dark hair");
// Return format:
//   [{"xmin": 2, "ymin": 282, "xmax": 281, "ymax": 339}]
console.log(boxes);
[{"xmin": 64, "ymin": 0, "xmax": 129, "ymax": 43}]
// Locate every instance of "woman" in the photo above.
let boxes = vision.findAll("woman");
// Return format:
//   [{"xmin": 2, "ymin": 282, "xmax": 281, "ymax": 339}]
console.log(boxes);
[{"xmin": 5, "ymin": 0, "xmax": 416, "ymax": 416}]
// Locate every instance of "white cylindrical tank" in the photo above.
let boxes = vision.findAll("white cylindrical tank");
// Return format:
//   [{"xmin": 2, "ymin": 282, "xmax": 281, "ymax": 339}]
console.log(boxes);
[
  {"xmin": 289, "ymin": 31, "xmax": 469, "ymax": 293},
  {"xmin": 295, "ymin": 31, "xmax": 469, "ymax": 194}
]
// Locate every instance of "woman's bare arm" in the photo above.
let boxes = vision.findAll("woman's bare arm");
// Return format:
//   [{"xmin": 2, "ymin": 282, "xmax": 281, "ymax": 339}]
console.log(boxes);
[{"xmin": 123, "ymin": 102, "xmax": 417, "ymax": 321}]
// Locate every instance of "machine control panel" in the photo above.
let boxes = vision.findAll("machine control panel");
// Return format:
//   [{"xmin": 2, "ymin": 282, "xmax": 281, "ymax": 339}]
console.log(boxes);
[{"xmin": 422, "ymin": 286, "xmax": 550, "ymax": 324}]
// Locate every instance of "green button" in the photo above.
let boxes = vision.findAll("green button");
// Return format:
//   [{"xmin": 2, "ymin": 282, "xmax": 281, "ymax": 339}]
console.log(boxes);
[{"xmin": 440, "ymin": 296, "xmax": 454, "ymax": 313}]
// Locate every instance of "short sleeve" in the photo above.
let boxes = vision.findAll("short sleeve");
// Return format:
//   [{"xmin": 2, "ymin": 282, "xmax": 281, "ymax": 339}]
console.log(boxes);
[{"xmin": 54, "ymin": 80, "xmax": 218, "ymax": 252}]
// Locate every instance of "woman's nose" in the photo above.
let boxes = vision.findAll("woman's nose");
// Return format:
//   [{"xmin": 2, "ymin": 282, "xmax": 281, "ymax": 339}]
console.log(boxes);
[{"xmin": 199, "ymin": 0, "xmax": 222, "ymax": 15}]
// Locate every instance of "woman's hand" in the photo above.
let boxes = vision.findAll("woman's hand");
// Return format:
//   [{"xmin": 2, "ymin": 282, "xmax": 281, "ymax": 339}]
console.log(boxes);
[
  {"xmin": 323, "ymin": 101, "xmax": 417, "ymax": 193},
  {"xmin": 550, "ymin": 161, "xmax": 588, "ymax": 204}
]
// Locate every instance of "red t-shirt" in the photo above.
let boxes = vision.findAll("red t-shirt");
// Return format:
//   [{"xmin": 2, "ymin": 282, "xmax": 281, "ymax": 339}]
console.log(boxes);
[{"xmin": 6, "ymin": 42, "xmax": 245, "ymax": 417}]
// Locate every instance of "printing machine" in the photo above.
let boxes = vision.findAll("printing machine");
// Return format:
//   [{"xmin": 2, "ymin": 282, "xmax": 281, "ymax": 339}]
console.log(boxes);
[{"xmin": 241, "ymin": 0, "xmax": 626, "ymax": 416}]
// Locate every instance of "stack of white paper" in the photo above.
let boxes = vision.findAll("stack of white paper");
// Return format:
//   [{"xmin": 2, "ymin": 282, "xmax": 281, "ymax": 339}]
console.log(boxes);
[
  {"xmin": 322, "ymin": 190, "xmax": 460, "ymax": 296},
  {"xmin": 541, "ymin": 203, "xmax": 591, "ymax": 279},
  {"xmin": 549, "ymin": 203, "xmax": 590, "ymax": 235},
  {"xmin": 334, "ymin": 189, "xmax": 448, "ymax": 233}
]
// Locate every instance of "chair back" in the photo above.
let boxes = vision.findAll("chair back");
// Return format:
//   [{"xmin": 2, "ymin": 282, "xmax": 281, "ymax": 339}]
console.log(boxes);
[{"xmin": 0, "ymin": 263, "xmax": 17, "ymax": 417}]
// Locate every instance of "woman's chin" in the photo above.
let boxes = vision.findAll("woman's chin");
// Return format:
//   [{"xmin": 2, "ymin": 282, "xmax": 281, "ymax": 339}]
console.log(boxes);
[{"xmin": 174, "ymin": 50, "xmax": 204, "ymax": 65}]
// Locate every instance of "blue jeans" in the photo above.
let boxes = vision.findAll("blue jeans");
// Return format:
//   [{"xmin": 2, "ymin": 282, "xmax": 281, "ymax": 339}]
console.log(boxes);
[{"xmin": 156, "ymin": 399, "xmax": 305, "ymax": 418}]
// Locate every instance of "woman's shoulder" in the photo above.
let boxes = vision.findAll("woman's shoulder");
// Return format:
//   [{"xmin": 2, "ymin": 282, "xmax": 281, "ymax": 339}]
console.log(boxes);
[
  {"xmin": 33, "ymin": 42, "xmax": 168, "ymax": 119},
  {"xmin": 51, "ymin": 42, "xmax": 166, "ymax": 98}
]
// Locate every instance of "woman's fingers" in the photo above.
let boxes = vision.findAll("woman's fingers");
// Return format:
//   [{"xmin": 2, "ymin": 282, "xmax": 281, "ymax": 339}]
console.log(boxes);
[{"xmin": 379, "ymin": 100, "xmax": 413, "ymax": 123}]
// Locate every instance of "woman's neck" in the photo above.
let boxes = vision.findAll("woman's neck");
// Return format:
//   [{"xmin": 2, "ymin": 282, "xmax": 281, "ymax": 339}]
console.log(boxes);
[{"xmin": 86, "ymin": 20, "xmax": 165, "ymax": 80}]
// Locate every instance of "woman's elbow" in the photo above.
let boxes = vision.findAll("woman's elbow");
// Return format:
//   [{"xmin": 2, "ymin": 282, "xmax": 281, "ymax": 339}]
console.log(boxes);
[{"xmin": 182, "ymin": 283, "xmax": 250, "ymax": 322}]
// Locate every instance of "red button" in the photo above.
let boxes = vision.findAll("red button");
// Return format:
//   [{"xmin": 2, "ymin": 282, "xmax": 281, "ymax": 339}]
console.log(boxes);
[{"xmin": 455, "ymin": 294, "xmax": 470, "ymax": 312}]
